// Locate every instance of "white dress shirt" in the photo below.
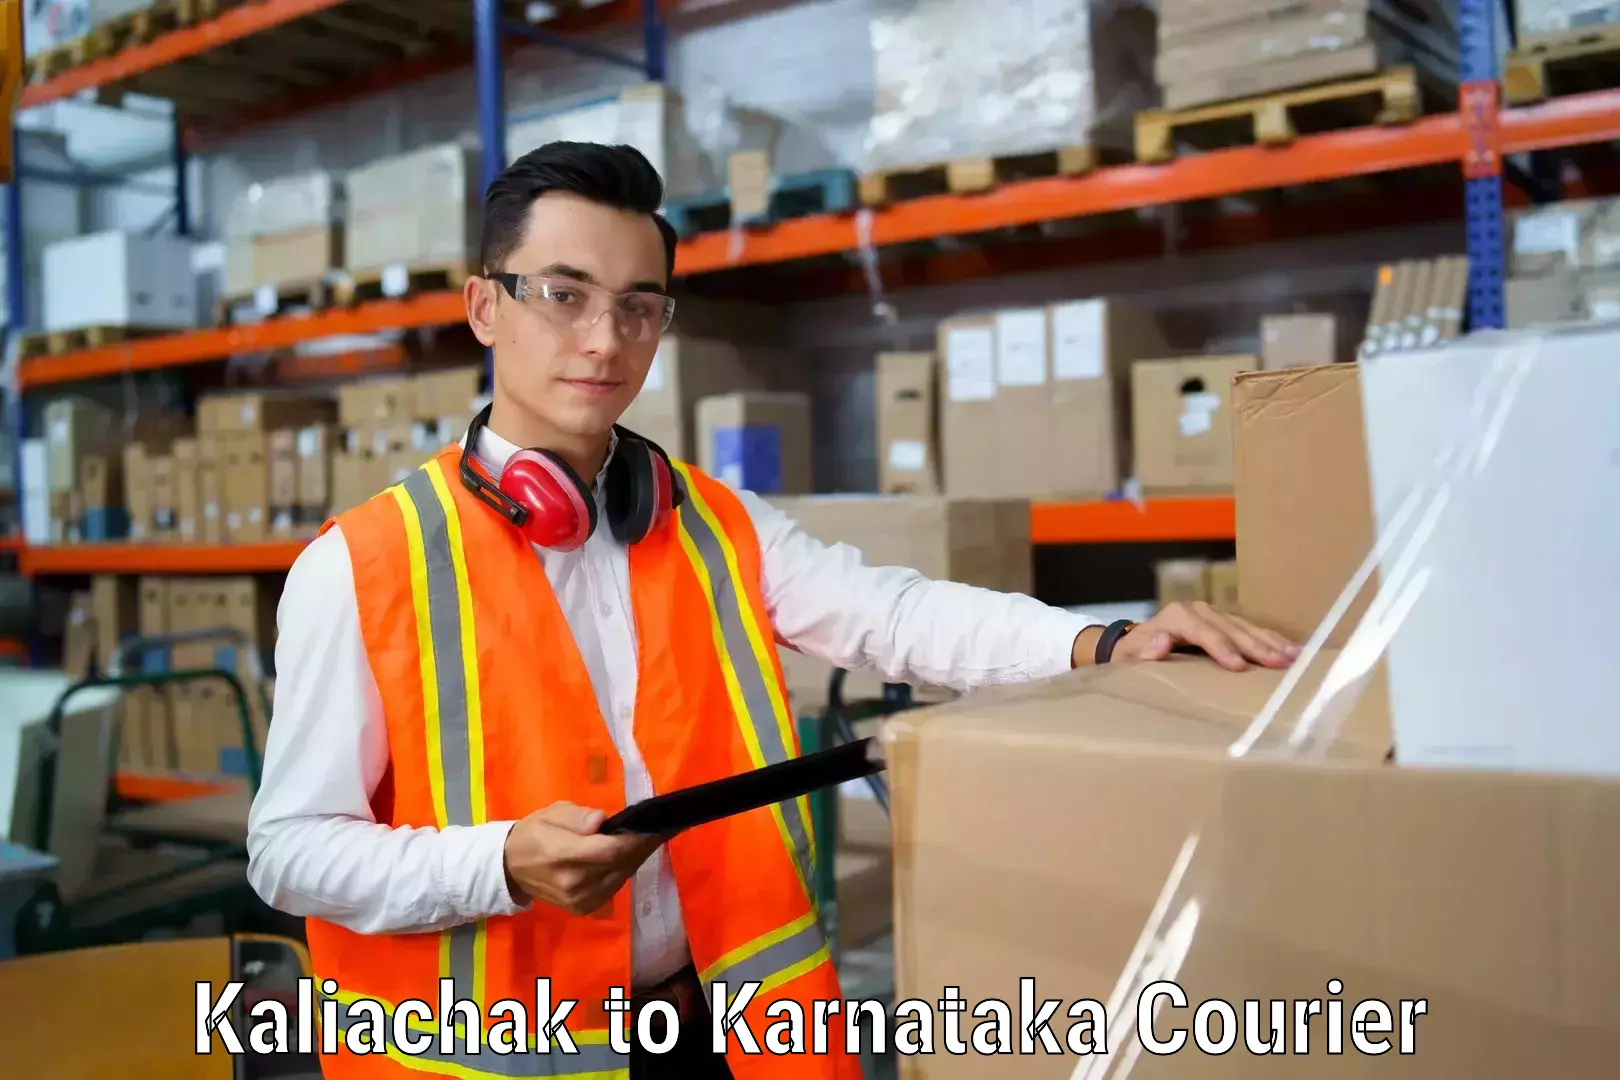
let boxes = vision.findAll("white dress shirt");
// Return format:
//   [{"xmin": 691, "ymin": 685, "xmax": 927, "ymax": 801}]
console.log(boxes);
[{"xmin": 246, "ymin": 424, "xmax": 1100, "ymax": 989}]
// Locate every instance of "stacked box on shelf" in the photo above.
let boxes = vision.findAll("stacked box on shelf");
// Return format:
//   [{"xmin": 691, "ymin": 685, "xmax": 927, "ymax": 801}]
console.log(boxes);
[
  {"xmin": 1153, "ymin": 0, "xmax": 1457, "ymax": 111},
  {"xmin": 507, "ymin": 83, "xmax": 775, "ymax": 203},
  {"xmin": 43, "ymin": 231, "xmax": 199, "ymax": 334},
  {"xmin": 123, "ymin": 575, "xmax": 275, "ymax": 779},
  {"xmin": 1505, "ymin": 197, "xmax": 1620, "ymax": 329},
  {"xmin": 331, "ymin": 367, "xmax": 484, "ymax": 516},
  {"xmin": 343, "ymin": 143, "xmax": 481, "ymax": 287},
  {"xmin": 195, "ymin": 392, "xmax": 338, "ymax": 543},
  {"xmin": 934, "ymin": 299, "xmax": 1174, "ymax": 499},
  {"xmin": 222, "ymin": 172, "xmax": 344, "ymax": 309},
  {"xmin": 861, "ymin": 0, "xmax": 1157, "ymax": 173},
  {"xmin": 1517, "ymin": 0, "xmax": 1620, "ymax": 44}
]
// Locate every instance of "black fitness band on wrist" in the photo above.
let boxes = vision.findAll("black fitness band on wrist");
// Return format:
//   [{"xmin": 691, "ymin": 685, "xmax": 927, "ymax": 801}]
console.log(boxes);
[{"xmin": 1094, "ymin": 619, "xmax": 1137, "ymax": 665}]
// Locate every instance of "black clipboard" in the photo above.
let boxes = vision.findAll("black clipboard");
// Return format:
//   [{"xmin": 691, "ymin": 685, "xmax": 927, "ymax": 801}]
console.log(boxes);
[{"xmin": 597, "ymin": 738, "xmax": 885, "ymax": 836}]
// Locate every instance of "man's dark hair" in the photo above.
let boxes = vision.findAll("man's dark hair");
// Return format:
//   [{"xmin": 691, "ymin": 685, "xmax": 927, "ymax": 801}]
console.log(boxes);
[{"xmin": 480, "ymin": 141, "xmax": 678, "ymax": 280}]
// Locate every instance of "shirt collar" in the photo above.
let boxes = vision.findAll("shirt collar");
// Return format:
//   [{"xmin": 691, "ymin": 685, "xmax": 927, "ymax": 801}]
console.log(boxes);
[{"xmin": 461, "ymin": 423, "xmax": 618, "ymax": 495}]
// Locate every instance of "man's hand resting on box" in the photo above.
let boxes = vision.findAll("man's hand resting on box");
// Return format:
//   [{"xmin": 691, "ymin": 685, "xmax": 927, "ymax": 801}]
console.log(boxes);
[
  {"xmin": 1072, "ymin": 602, "xmax": 1299, "ymax": 673},
  {"xmin": 501, "ymin": 802, "xmax": 665, "ymax": 917}
]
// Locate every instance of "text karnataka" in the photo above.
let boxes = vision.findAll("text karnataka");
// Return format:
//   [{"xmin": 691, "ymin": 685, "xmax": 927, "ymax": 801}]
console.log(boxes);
[{"xmin": 198, "ymin": 977, "xmax": 1427, "ymax": 1057}]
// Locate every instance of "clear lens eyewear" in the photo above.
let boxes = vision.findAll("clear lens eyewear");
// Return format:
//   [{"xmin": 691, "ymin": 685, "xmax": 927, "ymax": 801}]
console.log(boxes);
[{"xmin": 490, "ymin": 273, "xmax": 675, "ymax": 342}]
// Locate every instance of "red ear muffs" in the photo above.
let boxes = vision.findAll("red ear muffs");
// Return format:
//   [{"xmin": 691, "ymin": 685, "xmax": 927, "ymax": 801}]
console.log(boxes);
[{"xmin": 501, "ymin": 448, "xmax": 597, "ymax": 551}]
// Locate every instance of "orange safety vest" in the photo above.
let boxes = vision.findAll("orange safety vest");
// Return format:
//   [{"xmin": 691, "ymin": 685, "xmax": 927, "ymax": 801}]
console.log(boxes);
[{"xmin": 303, "ymin": 444, "xmax": 865, "ymax": 1079}]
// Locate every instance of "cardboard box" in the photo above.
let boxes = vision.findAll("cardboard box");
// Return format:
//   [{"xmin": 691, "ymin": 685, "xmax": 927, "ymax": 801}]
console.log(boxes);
[
  {"xmin": 344, "ymin": 142, "xmax": 480, "ymax": 275},
  {"xmin": 989, "ymin": 307, "xmax": 1053, "ymax": 499},
  {"xmin": 1517, "ymin": 0, "xmax": 1620, "ymax": 44},
  {"xmin": 149, "ymin": 456, "xmax": 177, "ymax": 538},
  {"xmin": 221, "ymin": 172, "xmax": 342, "ymax": 295},
  {"xmin": 694, "ymin": 392, "xmax": 812, "ymax": 494},
  {"xmin": 89, "ymin": 574, "xmax": 138, "ymax": 673},
  {"xmin": 875, "ymin": 352, "xmax": 939, "ymax": 494},
  {"xmin": 223, "ymin": 434, "xmax": 269, "ymax": 543},
  {"xmin": 1233, "ymin": 363, "xmax": 1374, "ymax": 646},
  {"xmin": 169, "ymin": 438, "xmax": 199, "ymax": 543},
  {"xmin": 887, "ymin": 653, "xmax": 1617, "ymax": 1078},
  {"xmin": 331, "ymin": 452, "xmax": 374, "ymax": 517},
  {"xmin": 198, "ymin": 435, "xmax": 226, "ymax": 546},
  {"xmin": 1260, "ymin": 313, "xmax": 1341, "ymax": 369},
  {"xmin": 122, "ymin": 445, "xmax": 154, "ymax": 542},
  {"xmin": 937, "ymin": 316, "xmax": 998, "ymax": 496},
  {"xmin": 64, "ymin": 592, "xmax": 95, "ymax": 680},
  {"xmin": 268, "ymin": 430, "xmax": 299, "ymax": 538},
  {"xmin": 1132, "ymin": 355, "xmax": 1254, "ymax": 492},
  {"xmin": 414, "ymin": 367, "xmax": 482, "ymax": 423},
  {"xmin": 296, "ymin": 423, "xmax": 336, "ymax": 527},
  {"xmin": 338, "ymin": 378, "xmax": 414, "ymax": 430},
  {"xmin": 762, "ymin": 494, "xmax": 1031, "ymax": 711},
  {"xmin": 1155, "ymin": 558, "xmax": 1210, "ymax": 608},
  {"xmin": 197, "ymin": 392, "xmax": 335, "ymax": 435},
  {"xmin": 1048, "ymin": 298, "xmax": 1173, "ymax": 498},
  {"xmin": 43, "ymin": 397, "xmax": 118, "ymax": 493},
  {"xmin": 1206, "ymin": 557, "xmax": 1240, "ymax": 611},
  {"xmin": 42, "ymin": 231, "xmax": 196, "ymax": 333},
  {"xmin": 619, "ymin": 335, "xmax": 781, "ymax": 461},
  {"xmin": 131, "ymin": 577, "xmax": 173, "ymax": 770}
]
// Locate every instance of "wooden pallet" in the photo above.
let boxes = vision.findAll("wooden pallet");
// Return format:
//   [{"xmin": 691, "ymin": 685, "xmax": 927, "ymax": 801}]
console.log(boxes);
[
  {"xmin": 22, "ymin": 0, "xmax": 231, "ymax": 84},
  {"xmin": 1134, "ymin": 66, "xmax": 1424, "ymax": 164},
  {"xmin": 333, "ymin": 261, "xmax": 472, "ymax": 307},
  {"xmin": 1504, "ymin": 24, "xmax": 1620, "ymax": 106},
  {"xmin": 217, "ymin": 278, "xmax": 332, "ymax": 324},
  {"xmin": 858, "ymin": 147, "xmax": 1104, "ymax": 207},
  {"xmin": 17, "ymin": 325, "xmax": 174, "ymax": 360},
  {"xmin": 664, "ymin": 169, "xmax": 859, "ymax": 238}
]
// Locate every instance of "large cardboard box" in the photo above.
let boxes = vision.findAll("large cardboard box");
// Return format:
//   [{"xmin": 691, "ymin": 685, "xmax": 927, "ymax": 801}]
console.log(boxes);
[
  {"xmin": 296, "ymin": 423, "xmax": 337, "ymax": 528},
  {"xmin": 1132, "ymin": 355, "xmax": 1255, "ymax": 492},
  {"xmin": 875, "ymin": 352, "xmax": 939, "ymax": 495},
  {"xmin": 171, "ymin": 438, "xmax": 200, "ymax": 543},
  {"xmin": 223, "ymin": 434, "xmax": 269, "ymax": 544},
  {"xmin": 344, "ymin": 143, "xmax": 481, "ymax": 276},
  {"xmin": 619, "ymin": 335, "xmax": 779, "ymax": 462},
  {"xmin": 197, "ymin": 392, "xmax": 336, "ymax": 436},
  {"xmin": 885, "ymin": 654, "xmax": 1619, "ymax": 1077},
  {"xmin": 338, "ymin": 377, "xmax": 414, "ymax": 430},
  {"xmin": 694, "ymin": 392, "xmax": 813, "ymax": 495},
  {"xmin": 937, "ymin": 316, "xmax": 998, "ymax": 497},
  {"xmin": 43, "ymin": 397, "xmax": 118, "ymax": 493},
  {"xmin": 1260, "ymin": 313, "xmax": 1342, "ymax": 369},
  {"xmin": 762, "ymin": 495, "xmax": 1031, "ymax": 713},
  {"xmin": 198, "ymin": 435, "xmax": 226, "ymax": 546},
  {"xmin": 222, "ymin": 172, "xmax": 343, "ymax": 296},
  {"xmin": 1232, "ymin": 363, "xmax": 1374, "ymax": 646}
]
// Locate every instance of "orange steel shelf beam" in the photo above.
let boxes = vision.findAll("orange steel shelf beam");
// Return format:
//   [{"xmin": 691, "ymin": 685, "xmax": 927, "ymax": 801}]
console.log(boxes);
[
  {"xmin": 20, "ymin": 0, "xmax": 352, "ymax": 108},
  {"xmin": 115, "ymin": 772, "xmax": 234, "ymax": 802},
  {"xmin": 1499, "ymin": 87, "xmax": 1620, "ymax": 153},
  {"xmin": 17, "ymin": 291, "xmax": 465, "ymax": 389},
  {"xmin": 676, "ymin": 114, "xmax": 1469, "ymax": 275},
  {"xmin": 1030, "ymin": 497, "xmax": 1235, "ymax": 546},
  {"xmin": 19, "ymin": 500, "xmax": 1235, "ymax": 574},
  {"xmin": 21, "ymin": 540, "xmax": 311, "ymax": 575}
]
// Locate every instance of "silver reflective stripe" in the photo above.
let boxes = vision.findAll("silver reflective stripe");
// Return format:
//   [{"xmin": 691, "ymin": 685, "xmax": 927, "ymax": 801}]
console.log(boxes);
[
  {"xmin": 706, "ymin": 918, "xmax": 829, "ymax": 996},
  {"xmin": 401, "ymin": 468, "xmax": 473, "ymax": 827},
  {"xmin": 323, "ymin": 994, "xmax": 627, "ymax": 1078},
  {"xmin": 400, "ymin": 468, "xmax": 482, "ymax": 1007},
  {"xmin": 676, "ymin": 498, "xmax": 816, "ymax": 890}
]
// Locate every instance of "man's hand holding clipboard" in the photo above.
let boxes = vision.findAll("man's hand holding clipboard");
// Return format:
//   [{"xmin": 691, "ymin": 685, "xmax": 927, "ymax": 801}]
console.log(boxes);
[{"xmin": 501, "ymin": 739, "xmax": 886, "ymax": 916}]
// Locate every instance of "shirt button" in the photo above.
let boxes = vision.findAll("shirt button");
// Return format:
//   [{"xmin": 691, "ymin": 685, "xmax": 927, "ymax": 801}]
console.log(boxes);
[
  {"xmin": 600, "ymin": 602, "xmax": 611, "ymax": 617},
  {"xmin": 619, "ymin": 705, "xmax": 632, "ymax": 721},
  {"xmin": 640, "ymin": 901, "xmax": 652, "ymax": 916}
]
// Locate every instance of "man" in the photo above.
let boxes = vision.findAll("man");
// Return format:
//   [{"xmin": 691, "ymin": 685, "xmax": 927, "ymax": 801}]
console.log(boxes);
[{"xmin": 247, "ymin": 141, "xmax": 1294, "ymax": 1080}]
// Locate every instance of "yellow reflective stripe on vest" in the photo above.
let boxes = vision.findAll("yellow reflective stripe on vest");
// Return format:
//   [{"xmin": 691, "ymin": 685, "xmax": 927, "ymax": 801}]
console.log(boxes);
[
  {"xmin": 701, "ymin": 910, "xmax": 832, "ymax": 1003},
  {"xmin": 391, "ymin": 460, "xmax": 492, "ymax": 1018},
  {"xmin": 669, "ymin": 463, "xmax": 818, "ymax": 898},
  {"xmin": 320, "ymin": 987, "xmax": 627, "ymax": 1079}
]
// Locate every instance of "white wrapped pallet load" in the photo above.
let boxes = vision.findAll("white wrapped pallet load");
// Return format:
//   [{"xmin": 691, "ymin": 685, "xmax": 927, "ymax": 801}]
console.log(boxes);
[
  {"xmin": 861, "ymin": 0, "xmax": 1157, "ymax": 173},
  {"xmin": 344, "ymin": 142, "xmax": 482, "ymax": 278}
]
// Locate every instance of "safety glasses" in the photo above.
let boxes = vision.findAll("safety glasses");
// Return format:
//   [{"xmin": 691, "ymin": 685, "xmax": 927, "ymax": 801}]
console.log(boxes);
[{"xmin": 488, "ymin": 272, "xmax": 676, "ymax": 343}]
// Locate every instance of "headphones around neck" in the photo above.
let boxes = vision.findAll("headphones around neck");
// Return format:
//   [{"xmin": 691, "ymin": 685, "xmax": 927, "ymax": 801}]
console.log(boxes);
[{"xmin": 458, "ymin": 403, "xmax": 685, "ymax": 551}]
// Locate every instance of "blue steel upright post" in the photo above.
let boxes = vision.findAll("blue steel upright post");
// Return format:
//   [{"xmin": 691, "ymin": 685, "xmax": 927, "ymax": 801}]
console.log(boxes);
[
  {"xmin": 174, "ymin": 117, "xmax": 190, "ymax": 236},
  {"xmin": 1459, "ymin": 0, "xmax": 1505, "ymax": 332},
  {"xmin": 474, "ymin": 0, "xmax": 506, "ymax": 389},
  {"xmin": 642, "ymin": 0, "xmax": 667, "ymax": 82}
]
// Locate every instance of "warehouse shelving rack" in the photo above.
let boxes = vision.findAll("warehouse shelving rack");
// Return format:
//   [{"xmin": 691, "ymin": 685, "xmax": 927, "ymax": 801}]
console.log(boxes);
[{"xmin": 2, "ymin": 0, "xmax": 1614, "ymax": 563}]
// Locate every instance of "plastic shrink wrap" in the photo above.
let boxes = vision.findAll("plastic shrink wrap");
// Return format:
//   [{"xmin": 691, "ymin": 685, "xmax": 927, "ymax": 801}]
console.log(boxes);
[{"xmin": 880, "ymin": 325, "xmax": 1620, "ymax": 1076}]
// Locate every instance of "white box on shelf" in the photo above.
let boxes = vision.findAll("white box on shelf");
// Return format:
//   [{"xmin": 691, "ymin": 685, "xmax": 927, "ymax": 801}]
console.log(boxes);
[{"xmin": 42, "ymin": 231, "xmax": 198, "ymax": 334}]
